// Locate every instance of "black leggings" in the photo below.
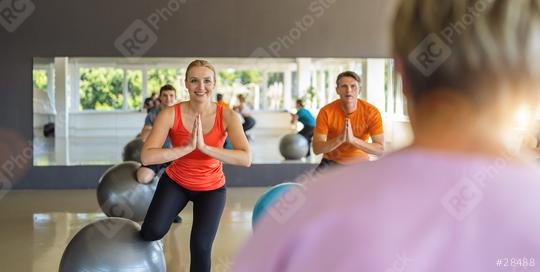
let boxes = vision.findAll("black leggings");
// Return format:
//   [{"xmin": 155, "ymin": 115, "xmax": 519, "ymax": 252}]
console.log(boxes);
[
  {"xmin": 298, "ymin": 125, "xmax": 314, "ymax": 156},
  {"xmin": 140, "ymin": 173, "xmax": 226, "ymax": 272},
  {"xmin": 315, "ymin": 158, "xmax": 340, "ymax": 173},
  {"xmin": 242, "ymin": 115, "xmax": 256, "ymax": 132}
]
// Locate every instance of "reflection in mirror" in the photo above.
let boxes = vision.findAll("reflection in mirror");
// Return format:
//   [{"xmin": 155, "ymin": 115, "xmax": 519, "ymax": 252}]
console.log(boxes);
[{"xmin": 33, "ymin": 57, "xmax": 413, "ymax": 166}]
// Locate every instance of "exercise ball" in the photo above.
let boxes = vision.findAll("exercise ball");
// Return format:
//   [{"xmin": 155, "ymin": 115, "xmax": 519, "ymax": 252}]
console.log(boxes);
[
  {"xmin": 123, "ymin": 137, "xmax": 144, "ymax": 162},
  {"xmin": 97, "ymin": 161, "xmax": 158, "ymax": 222},
  {"xmin": 279, "ymin": 134, "xmax": 309, "ymax": 160},
  {"xmin": 252, "ymin": 182, "xmax": 305, "ymax": 228},
  {"xmin": 59, "ymin": 218, "xmax": 166, "ymax": 272}
]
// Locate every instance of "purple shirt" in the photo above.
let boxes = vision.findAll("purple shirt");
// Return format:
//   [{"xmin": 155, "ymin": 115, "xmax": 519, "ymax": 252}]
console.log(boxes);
[{"xmin": 234, "ymin": 148, "xmax": 540, "ymax": 272}]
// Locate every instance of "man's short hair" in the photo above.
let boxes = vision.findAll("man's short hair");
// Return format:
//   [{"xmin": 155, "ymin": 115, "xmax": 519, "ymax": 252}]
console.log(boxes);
[
  {"xmin": 336, "ymin": 71, "xmax": 361, "ymax": 86},
  {"xmin": 159, "ymin": 84, "xmax": 176, "ymax": 95}
]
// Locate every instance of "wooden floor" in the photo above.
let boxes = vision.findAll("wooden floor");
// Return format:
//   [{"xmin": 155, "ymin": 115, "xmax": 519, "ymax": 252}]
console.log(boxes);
[{"xmin": 0, "ymin": 188, "xmax": 268, "ymax": 272}]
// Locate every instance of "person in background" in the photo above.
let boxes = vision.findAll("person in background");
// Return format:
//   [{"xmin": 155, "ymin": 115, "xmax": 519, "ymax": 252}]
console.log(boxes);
[
  {"xmin": 137, "ymin": 84, "xmax": 182, "ymax": 223},
  {"xmin": 143, "ymin": 92, "xmax": 159, "ymax": 113},
  {"xmin": 312, "ymin": 71, "xmax": 384, "ymax": 172},
  {"xmin": 291, "ymin": 99, "xmax": 316, "ymax": 157},
  {"xmin": 217, "ymin": 93, "xmax": 233, "ymax": 149},
  {"xmin": 216, "ymin": 93, "xmax": 230, "ymax": 109},
  {"xmin": 233, "ymin": 94, "xmax": 256, "ymax": 141}
]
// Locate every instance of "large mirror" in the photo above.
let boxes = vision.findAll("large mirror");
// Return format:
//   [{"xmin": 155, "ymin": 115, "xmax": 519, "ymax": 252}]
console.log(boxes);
[{"xmin": 33, "ymin": 57, "xmax": 413, "ymax": 166}]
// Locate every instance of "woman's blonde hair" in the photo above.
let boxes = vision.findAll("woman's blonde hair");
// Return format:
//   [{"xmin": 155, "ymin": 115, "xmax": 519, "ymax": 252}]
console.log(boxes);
[
  {"xmin": 185, "ymin": 59, "xmax": 216, "ymax": 82},
  {"xmin": 393, "ymin": 0, "xmax": 540, "ymax": 106}
]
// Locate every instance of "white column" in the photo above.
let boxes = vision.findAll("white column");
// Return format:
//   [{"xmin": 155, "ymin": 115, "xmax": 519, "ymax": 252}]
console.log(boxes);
[
  {"xmin": 327, "ymin": 67, "xmax": 337, "ymax": 102},
  {"xmin": 283, "ymin": 70, "xmax": 292, "ymax": 110},
  {"xmin": 386, "ymin": 61, "xmax": 395, "ymax": 115},
  {"xmin": 54, "ymin": 57, "xmax": 70, "ymax": 165},
  {"xmin": 260, "ymin": 72, "xmax": 269, "ymax": 110},
  {"xmin": 142, "ymin": 67, "xmax": 148, "ymax": 105},
  {"xmin": 318, "ymin": 70, "xmax": 326, "ymax": 108},
  {"xmin": 395, "ymin": 75, "xmax": 405, "ymax": 116},
  {"xmin": 253, "ymin": 85, "xmax": 260, "ymax": 110},
  {"xmin": 360, "ymin": 60, "xmax": 368, "ymax": 100},
  {"xmin": 69, "ymin": 63, "xmax": 79, "ymax": 112},
  {"xmin": 365, "ymin": 59, "xmax": 386, "ymax": 113},
  {"xmin": 122, "ymin": 68, "xmax": 128, "ymax": 110},
  {"xmin": 296, "ymin": 58, "xmax": 312, "ymax": 99},
  {"xmin": 178, "ymin": 74, "xmax": 188, "ymax": 102},
  {"xmin": 46, "ymin": 64, "xmax": 55, "ymax": 111}
]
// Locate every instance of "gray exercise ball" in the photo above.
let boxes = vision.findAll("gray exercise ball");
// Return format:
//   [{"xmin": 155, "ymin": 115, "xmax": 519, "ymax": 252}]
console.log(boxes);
[
  {"xmin": 123, "ymin": 137, "xmax": 144, "ymax": 162},
  {"xmin": 59, "ymin": 218, "xmax": 166, "ymax": 272},
  {"xmin": 279, "ymin": 134, "xmax": 309, "ymax": 160},
  {"xmin": 97, "ymin": 161, "xmax": 158, "ymax": 222}
]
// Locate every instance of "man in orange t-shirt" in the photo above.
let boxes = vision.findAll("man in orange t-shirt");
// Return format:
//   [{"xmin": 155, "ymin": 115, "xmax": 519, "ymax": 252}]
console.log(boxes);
[
  {"xmin": 216, "ymin": 93, "xmax": 233, "ymax": 149},
  {"xmin": 216, "ymin": 93, "xmax": 230, "ymax": 109},
  {"xmin": 313, "ymin": 71, "xmax": 384, "ymax": 171}
]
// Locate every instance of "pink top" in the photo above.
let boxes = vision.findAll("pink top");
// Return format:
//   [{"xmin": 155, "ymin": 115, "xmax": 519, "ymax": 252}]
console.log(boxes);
[{"xmin": 235, "ymin": 148, "xmax": 540, "ymax": 272}]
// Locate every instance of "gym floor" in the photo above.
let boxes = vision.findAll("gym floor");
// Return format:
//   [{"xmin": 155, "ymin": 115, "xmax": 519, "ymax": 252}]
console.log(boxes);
[
  {"xmin": 33, "ymin": 127, "xmax": 323, "ymax": 166},
  {"xmin": 0, "ymin": 187, "xmax": 267, "ymax": 272}
]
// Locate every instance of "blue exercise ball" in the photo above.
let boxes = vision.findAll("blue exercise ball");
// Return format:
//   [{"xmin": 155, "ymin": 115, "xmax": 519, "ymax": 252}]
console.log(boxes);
[{"xmin": 252, "ymin": 182, "xmax": 304, "ymax": 228}]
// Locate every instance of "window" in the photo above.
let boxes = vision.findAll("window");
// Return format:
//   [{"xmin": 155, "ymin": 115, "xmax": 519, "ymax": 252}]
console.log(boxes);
[
  {"xmin": 79, "ymin": 67, "xmax": 124, "ymax": 110},
  {"xmin": 33, "ymin": 68, "xmax": 54, "ymax": 114},
  {"xmin": 127, "ymin": 70, "xmax": 142, "ymax": 110},
  {"xmin": 72, "ymin": 58, "xmax": 407, "ymax": 114},
  {"xmin": 33, "ymin": 69, "xmax": 48, "ymax": 90},
  {"xmin": 147, "ymin": 68, "xmax": 180, "ymax": 94}
]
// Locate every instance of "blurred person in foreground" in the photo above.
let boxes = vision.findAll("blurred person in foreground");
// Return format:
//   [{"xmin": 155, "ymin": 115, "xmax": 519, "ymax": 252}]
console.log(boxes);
[{"xmin": 234, "ymin": 0, "xmax": 540, "ymax": 271}]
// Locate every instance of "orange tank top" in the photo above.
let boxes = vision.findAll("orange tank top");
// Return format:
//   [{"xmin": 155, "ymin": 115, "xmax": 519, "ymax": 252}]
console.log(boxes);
[{"xmin": 165, "ymin": 103, "xmax": 227, "ymax": 191}]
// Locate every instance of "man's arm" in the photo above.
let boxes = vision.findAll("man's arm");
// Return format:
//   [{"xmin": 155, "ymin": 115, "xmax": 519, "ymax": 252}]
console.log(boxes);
[
  {"xmin": 140, "ymin": 125, "xmax": 153, "ymax": 142},
  {"xmin": 346, "ymin": 107, "xmax": 385, "ymax": 157},
  {"xmin": 312, "ymin": 132, "xmax": 345, "ymax": 155},
  {"xmin": 290, "ymin": 113, "xmax": 298, "ymax": 124},
  {"xmin": 140, "ymin": 110, "xmax": 155, "ymax": 142},
  {"xmin": 349, "ymin": 133, "xmax": 384, "ymax": 157}
]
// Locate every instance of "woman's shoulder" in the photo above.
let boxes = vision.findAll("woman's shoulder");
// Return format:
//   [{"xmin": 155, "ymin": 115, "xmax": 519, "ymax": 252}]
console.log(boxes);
[
  {"xmin": 221, "ymin": 105, "xmax": 236, "ymax": 119},
  {"xmin": 157, "ymin": 103, "xmax": 177, "ymax": 115},
  {"xmin": 173, "ymin": 101, "xmax": 190, "ymax": 114}
]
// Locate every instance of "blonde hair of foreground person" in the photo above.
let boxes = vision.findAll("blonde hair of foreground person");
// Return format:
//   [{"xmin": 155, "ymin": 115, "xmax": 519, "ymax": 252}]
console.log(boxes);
[{"xmin": 393, "ymin": 0, "xmax": 540, "ymax": 154}]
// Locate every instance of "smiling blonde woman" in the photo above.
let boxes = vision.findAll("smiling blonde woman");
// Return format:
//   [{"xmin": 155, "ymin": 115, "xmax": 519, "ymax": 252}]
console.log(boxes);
[{"xmin": 139, "ymin": 59, "xmax": 251, "ymax": 272}]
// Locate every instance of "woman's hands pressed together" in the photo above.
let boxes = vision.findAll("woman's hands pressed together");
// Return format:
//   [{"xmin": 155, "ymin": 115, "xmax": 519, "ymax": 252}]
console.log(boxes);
[
  {"xmin": 185, "ymin": 114, "xmax": 208, "ymax": 153},
  {"xmin": 196, "ymin": 114, "xmax": 208, "ymax": 153}
]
